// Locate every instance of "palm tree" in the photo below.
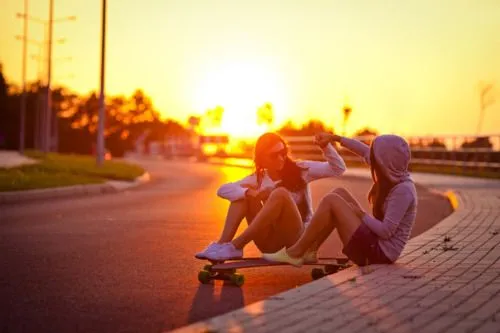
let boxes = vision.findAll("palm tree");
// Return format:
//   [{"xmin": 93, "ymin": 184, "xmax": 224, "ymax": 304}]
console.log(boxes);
[
  {"xmin": 257, "ymin": 102, "xmax": 274, "ymax": 126},
  {"xmin": 342, "ymin": 104, "xmax": 352, "ymax": 136},
  {"xmin": 476, "ymin": 82, "xmax": 495, "ymax": 134}
]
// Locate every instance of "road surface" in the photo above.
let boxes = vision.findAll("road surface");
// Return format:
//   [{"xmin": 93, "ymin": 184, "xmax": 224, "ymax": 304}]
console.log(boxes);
[{"xmin": 0, "ymin": 160, "xmax": 453, "ymax": 333}]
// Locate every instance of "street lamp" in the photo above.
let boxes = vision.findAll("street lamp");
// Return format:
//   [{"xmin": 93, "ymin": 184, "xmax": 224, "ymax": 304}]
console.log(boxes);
[
  {"xmin": 17, "ymin": 0, "xmax": 28, "ymax": 154},
  {"xmin": 97, "ymin": 0, "xmax": 107, "ymax": 165}
]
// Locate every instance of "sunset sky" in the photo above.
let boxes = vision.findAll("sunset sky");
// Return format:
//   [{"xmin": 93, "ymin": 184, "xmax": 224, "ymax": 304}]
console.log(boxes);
[{"xmin": 1, "ymin": 0, "xmax": 499, "ymax": 137}]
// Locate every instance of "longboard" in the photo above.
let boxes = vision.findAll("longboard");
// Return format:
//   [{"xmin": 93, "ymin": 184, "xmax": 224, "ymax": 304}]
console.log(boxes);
[{"xmin": 197, "ymin": 257, "xmax": 351, "ymax": 286}]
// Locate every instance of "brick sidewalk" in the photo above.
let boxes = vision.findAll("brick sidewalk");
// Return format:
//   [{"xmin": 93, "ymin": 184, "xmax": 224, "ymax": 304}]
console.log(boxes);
[{"xmin": 170, "ymin": 189, "xmax": 500, "ymax": 333}]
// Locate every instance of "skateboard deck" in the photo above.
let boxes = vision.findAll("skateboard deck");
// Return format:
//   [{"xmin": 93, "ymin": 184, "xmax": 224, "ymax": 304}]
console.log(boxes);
[
  {"xmin": 197, "ymin": 257, "xmax": 351, "ymax": 286},
  {"xmin": 211, "ymin": 257, "xmax": 349, "ymax": 270}
]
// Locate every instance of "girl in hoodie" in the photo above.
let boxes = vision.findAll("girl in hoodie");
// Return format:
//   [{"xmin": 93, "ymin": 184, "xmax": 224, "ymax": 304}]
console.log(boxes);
[
  {"xmin": 196, "ymin": 132, "xmax": 347, "ymax": 262},
  {"xmin": 263, "ymin": 133, "xmax": 417, "ymax": 266}
]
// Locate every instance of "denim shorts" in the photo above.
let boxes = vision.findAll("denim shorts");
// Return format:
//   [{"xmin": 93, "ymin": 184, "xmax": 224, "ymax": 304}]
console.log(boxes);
[{"xmin": 342, "ymin": 223, "xmax": 392, "ymax": 266}]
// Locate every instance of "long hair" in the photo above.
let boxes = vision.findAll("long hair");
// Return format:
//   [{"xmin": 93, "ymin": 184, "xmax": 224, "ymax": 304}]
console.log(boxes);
[
  {"xmin": 254, "ymin": 132, "xmax": 309, "ymax": 220},
  {"xmin": 367, "ymin": 146, "xmax": 395, "ymax": 220},
  {"xmin": 254, "ymin": 132, "xmax": 307, "ymax": 191}
]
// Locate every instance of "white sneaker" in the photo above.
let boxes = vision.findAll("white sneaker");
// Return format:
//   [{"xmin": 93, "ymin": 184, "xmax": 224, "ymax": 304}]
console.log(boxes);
[
  {"xmin": 195, "ymin": 242, "xmax": 223, "ymax": 259},
  {"xmin": 303, "ymin": 250, "xmax": 318, "ymax": 264},
  {"xmin": 205, "ymin": 242, "xmax": 243, "ymax": 261},
  {"xmin": 262, "ymin": 247, "xmax": 304, "ymax": 267}
]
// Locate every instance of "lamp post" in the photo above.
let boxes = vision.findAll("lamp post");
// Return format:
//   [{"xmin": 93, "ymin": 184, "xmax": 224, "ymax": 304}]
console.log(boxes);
[
  {"xmin": 18, "ymin": 0, "xmax": 28, "ymax": 154},
  {"xmin": 97, "ymin": 0, "xmax": 107, "ymax": 165}
]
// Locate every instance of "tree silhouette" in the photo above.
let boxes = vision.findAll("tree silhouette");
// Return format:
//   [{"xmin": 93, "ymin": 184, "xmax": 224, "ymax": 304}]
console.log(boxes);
[
  {"xmin": 353, "ymin": 127, "xmax": 378, "ymax": 145},
  {"xmin": 0, "ymin": 64, "xmax": 7, "ymax": 107},
  {"xmin": 477, "ymin": 82, "xmax": 495, "ymax": 134},
  {"xmin": 342, "ymin": 104, "xmax": 352, "ymax": 136},
  {"xmin": 205, "ymin": 105, "xmax": 224, "ymax": 127},
  {"xmin": 278, "ymin": 119, "xmax": 333, "ymax": 136},
  {"xmin": 257, "ymin": 102, "xmax": 274, "ymax": 126}
]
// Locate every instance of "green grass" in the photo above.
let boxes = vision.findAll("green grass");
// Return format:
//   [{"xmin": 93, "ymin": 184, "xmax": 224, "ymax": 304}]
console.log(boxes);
[{"xmin": 0, "ymin": 150, "xmax": 145, "ymax": 192}]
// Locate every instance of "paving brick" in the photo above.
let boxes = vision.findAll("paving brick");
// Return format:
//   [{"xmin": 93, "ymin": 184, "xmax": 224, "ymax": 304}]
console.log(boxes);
[
  {"xmin": 406, "ymin": 314, "xmax": 458, "ymax": 333},
  {"xmin": 468, "ymin": 297, "xmax": 500, "ymax": 321},
  {"xmin": 281, "ymin": 312, "xmax": 331, "ymax": 333},
  {"xmin": 334, "ymin": 317, "xmax": 375, "ymax": 333},
  {"xmin": 444, "ymin": 318, "xmax": 483, "ymax": 333},
  {"xmin": 471, "ymin": 319, "xmax": 500, "ymax": 333}
]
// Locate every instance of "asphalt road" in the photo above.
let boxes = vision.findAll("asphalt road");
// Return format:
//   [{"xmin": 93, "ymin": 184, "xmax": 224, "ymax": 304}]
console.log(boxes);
[{"xmin": 0, "ymin": 160, "xmax": 453, "ymax": 333}]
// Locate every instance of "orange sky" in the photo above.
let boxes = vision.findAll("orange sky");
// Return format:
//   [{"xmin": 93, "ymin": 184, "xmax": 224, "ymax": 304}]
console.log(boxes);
[{"xmin": 1, "ymin": 0, "xmax": 499, "ymax": 137}]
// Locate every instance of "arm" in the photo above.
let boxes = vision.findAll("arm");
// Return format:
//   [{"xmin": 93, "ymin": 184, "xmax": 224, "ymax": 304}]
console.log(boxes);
[
  {"xmin": 361, "ymin": 186, "xmax": 414, "ymax": 239},
  {"xmin": 339, "ymin": 137, "xmax": 371, "ymax": 165},
  {"xmin": 216, "ymin": 173, "xmax": 258, "ymax": 202},
  {"xmin": 300, "ymin": 142, "xmax": 347, "ymax": 183}
]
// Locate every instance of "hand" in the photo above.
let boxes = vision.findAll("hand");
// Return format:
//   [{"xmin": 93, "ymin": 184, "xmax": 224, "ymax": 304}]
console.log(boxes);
[
  {"xmin": 352, "ymin": 205, "xmax": 366, "ymax": 219},
  {"xmin": 313, "ymin": 132, "xmax": 332, "ymax": 148},
  {"xmin": 244, "ymin": 188, "xmax": 260, "ymax": 198},
  {"xmin": 314, "ymin": 132, "xmax": 342, "ymax": 148},
  {"xmin": 257, "ymin": 186, "xmax": 274, "ymax": 201}
]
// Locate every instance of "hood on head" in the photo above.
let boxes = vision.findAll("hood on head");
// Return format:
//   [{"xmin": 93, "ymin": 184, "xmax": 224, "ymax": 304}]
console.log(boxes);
[{"xmin": 372, "ymin": 135, "xmax": 412, "ymax": 184}]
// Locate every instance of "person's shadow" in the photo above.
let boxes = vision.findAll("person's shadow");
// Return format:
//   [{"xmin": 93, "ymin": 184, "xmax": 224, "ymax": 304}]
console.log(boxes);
[{"xmin": 187, "ymin": 281, "xmax": 245, "ymax": 325}]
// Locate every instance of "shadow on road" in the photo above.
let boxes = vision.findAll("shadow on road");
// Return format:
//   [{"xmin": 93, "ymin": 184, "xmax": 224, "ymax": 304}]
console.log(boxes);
[{"xmin": 187, "ymin": 282, "xmax": 245, "ymax": 324}]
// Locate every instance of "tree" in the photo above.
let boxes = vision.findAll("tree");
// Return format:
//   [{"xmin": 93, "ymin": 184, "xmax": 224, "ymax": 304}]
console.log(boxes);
[
  {"xmin": 477, "ymin": 82, "xmax": 495, "ymax": 134},
  {"xmin": 353, "ymin": 127, "xmax": 378, "ymax": 145},
  {"xmin": 205, "ymin": 105, "xmax": 224, "ymax": 127},
  {"xmin": 0, "ymin": 63, "xmax": 7, "ymax": 107},
  {"xmin": 0, "ymin": 64, "xmax": 9, "ymax": 147},
  {"xmin": 0, "ymin": 65, "xmax": 191, "ymax": 155},
  {"xmin": 462, "ymin": 137, "xmax": 493, "ymax": 149},
  {"xmin": 342, "ymin": 104, "xmax": 352, "ymax": 136},
  {"xmin": 428, "ymin": 139, "xmax": 446, "ymax": 149},
  {"xmin": 277, "ymin": 119, "xmax": 333, "ymax": 136},
  {"xmin": 257, "ymin": 102, "xmax": 274, "ymax": 126}
]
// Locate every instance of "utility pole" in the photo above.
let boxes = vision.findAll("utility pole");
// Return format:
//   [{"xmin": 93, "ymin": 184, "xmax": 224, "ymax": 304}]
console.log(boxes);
[
  {"xmin": 97, "ymin": 0, "xmax": 107, "ymax": 165},
  {"xmin": 19, "ymin": 0, "xmax": 29, "ymax": 154},
  {"xmin": 44, "ymin": 0, "xmax": 54, "ymax": 153},
  {"xmin": 16, "ymin": 7, "xmax": 75, "ymax": 153}
]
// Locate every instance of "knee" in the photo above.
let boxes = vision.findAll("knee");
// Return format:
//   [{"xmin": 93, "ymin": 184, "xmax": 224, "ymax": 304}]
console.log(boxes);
[
  {"xmin": 330, "ymin": 187, "xmax": 349, "ymax": 198},
  {"xmin": 268, "ymin": 187, "xmax": 291, "ymax": 201},
  {"xmin": 321, "ymin": 192, "xmax": 342, "ymax": 207}
]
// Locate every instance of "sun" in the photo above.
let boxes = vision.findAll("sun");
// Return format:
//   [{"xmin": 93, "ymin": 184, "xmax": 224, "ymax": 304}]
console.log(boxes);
[{"xmin": 192, "ymin": 60, "xmax": 288, "ymax": 139}]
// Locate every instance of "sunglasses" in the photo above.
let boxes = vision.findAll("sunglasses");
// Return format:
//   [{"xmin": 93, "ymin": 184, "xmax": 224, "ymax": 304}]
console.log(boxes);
[{"xmin": 267, "ymin": 148, "xmax": 287, "ymax": 159}]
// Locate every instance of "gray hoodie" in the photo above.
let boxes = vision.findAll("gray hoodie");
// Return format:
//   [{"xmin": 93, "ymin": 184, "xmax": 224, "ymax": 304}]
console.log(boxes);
[{"xmin": 341, "ymin": 135, "xmax": 418, "ymax": 262}]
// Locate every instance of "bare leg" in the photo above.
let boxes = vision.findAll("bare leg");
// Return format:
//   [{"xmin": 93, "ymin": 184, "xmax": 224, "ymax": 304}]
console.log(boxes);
[
  {"xmin": 231, "ymin": 188, "xmax": 303, "ymax": 252},
  {"xmin": 245, "ymin": 196, "xmax": 263, "ymax": 224},
  {"xmin": 307, "ymin": 187, "xmax": 364, "ymax": 252},
  {"xmin": 287, "ymin": 193, "xmax": 362, "ymax": 258},
  {"xmin": 333, "ymin": 187, "xmax": 364, "ymax": 211},
  {"xmin": 217, "ymin": 197, "xmax": 263, "ymax": 243}
]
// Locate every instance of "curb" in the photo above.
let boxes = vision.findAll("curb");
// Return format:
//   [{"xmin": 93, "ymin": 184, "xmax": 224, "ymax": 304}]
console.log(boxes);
[{"xmin": 0, "ymin": 172, "xmax": 151, "ymax": 204}]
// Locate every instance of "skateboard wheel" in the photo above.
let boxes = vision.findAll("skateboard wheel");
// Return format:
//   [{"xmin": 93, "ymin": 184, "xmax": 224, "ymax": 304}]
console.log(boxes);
[
  {"xmin": 203, "ymin": 264, "xmax": 213, "ymax": 271},
  {"xmin": 198, "ymin": 270, "xmax": 212, "ymax": 284},
  {"xmin": 230, "ymin": 273, "xmax": 245, "ymax": 286},
  {"xmin": 325, "ymin": 266, "xmax": 340, "ymax": 275},
  {"xmin": 311, "ymin": 268, "xmax": 325, "ymax": 280}
]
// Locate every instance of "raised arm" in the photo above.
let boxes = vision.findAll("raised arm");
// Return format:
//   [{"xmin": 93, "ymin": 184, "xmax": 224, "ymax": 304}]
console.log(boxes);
[
  {"xmin": 216, "ymin": 173, "xmax": 258, "ymax": 202},
  {"xmin": 339, "ymin": 137, "xmax": 371, "ymax": 165},
  {"xmin": 299, "ymin": 142, "xmax": 346, "ymax": 183}
]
